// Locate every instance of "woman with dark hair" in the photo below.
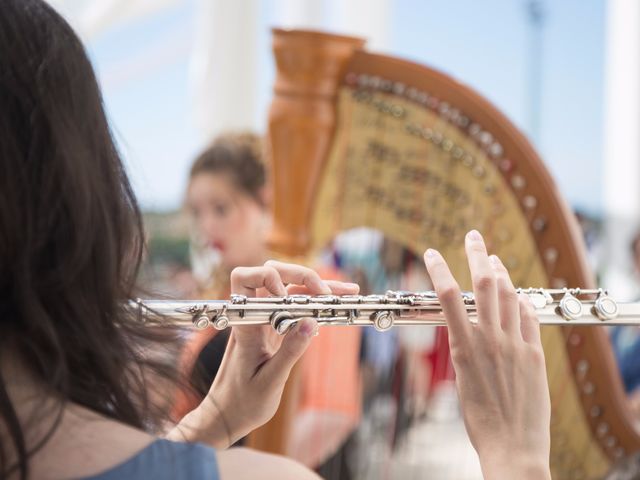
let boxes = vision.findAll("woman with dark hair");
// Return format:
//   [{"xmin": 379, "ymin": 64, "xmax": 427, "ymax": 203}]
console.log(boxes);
[
  {"xmin": 0, "ymin": 0, "xmax": 551, "ymax": 479},
  {"xmin": 0, "ymin": 1, "xmax": 355, "ymax": 478}
]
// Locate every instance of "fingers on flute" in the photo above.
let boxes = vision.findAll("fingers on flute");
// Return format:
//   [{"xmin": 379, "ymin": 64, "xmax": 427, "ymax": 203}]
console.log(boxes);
[
  {"xmin": 324, "ymin": 280, "xmax": 359, "ymax": 295},
  {"xmin": 286, "ymin": 280, "xmax": 359, "ymax": 296},
  {"xmin": 488, "ymin": 254, "xmax": 521, "ymax": 338},
  {"xmin": 264, "ymin": 318, "xmax": 318, "ymax": 384},
  {"xmin": 519, "ymin": 293, "xmax": 542, "ymax": 346},
  {"xmin": 465, "ymin": 230, "xmax": 499, "ymax": 331},
  {"xmin": 423, "ymin": 248, "xmax": 471, "ymax": 348},
  {"xmin": 230, "ymin": 266, "xmax": 287, "ymax": 297},
  {"xmin": 263, "ymin": 260, "xmax": 331, "ymax": 295}
]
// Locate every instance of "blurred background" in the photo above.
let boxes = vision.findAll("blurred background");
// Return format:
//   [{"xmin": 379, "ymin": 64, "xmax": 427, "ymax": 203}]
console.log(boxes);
[
  {"xmin": 44, "ymin": 1, "xmax": 640, "ymax": 478},
  {"xmin": 47, "ymin": 0, "xmax": 640, "ymax": 297}
]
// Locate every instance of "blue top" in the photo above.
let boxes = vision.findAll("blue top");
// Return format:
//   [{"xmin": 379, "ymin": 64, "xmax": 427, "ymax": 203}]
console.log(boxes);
[{"xmin": 83, "ymin": 439, "xmax": 219, "ymax": 480}]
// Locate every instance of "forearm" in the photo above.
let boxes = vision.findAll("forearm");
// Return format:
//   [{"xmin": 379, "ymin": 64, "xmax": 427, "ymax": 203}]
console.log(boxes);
[
  {"xmin": 165, "ymin": 398, "xmax": 232, "ymax": 449},
  {"xmin": 479, "ymin": 453, "xmax": 551, "ymax": 480}
]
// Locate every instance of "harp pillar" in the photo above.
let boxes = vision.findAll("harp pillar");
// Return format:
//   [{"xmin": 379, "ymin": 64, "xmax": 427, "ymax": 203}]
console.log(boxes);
[{"xmin": 267, "ymin": 29, "xmax": 365, "ymax": 257}]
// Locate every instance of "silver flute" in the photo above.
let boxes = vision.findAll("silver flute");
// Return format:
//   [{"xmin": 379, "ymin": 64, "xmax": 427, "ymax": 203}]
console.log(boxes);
[{"xmin": 133, "ymin": 288, "xmax": 640, "ymax": 335}]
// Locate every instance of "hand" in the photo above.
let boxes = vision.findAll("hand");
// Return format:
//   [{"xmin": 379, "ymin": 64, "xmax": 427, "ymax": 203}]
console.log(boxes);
[
  {"xmin": 169, "ymin": 260, "xmax": 358, "ymax": 448},
  {"xmin": 423, "ymin": 230, "xmax": 551, "ymax": 480}
]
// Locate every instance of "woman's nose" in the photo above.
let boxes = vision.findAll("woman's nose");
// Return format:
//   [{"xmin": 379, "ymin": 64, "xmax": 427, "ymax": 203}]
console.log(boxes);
[{"xmin": 199, "ymin": 212, "xmax": 220, "ymax": 238}]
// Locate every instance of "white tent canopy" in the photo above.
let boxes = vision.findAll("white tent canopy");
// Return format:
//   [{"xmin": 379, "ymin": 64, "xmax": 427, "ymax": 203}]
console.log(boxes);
[
  {"xmin": 48, "ymin": 0, "xmax": 182, "ymax": 40},
  {"xmin": 48, "ymin": 0, "xmax": 390, "ymax": 140}
]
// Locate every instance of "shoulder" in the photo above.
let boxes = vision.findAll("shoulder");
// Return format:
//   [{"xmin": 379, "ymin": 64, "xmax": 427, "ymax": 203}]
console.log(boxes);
[
  {"xmin": 112, "ymin": 442, "xmax": 320, "ymax": 480},
  {"xmin": 216, "ymin": 447, "xmax": 321, "ymax": 480}
]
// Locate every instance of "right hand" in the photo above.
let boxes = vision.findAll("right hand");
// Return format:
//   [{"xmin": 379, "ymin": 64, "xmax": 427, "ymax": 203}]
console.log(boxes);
[
  {"xmin": 209, "ymin": 261, "xmax": 358, "ymax": 444},
  {"xmin": 424, "ymin": 230, "xmax": 551, "ymax": 480},
  {"xmin": 169, "ymin": 261, "xmax": 358, "ymax": 449}
]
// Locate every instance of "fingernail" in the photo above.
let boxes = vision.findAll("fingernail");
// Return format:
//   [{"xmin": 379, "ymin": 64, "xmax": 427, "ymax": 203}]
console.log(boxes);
[
  {"xmin": 518, "ymin": 293, "xmax": 534, "ymax": 306},
  {"xmin": 425, "ymin": 248, "xmax": 440, "ymax": 259},
  {"xmin": 467, "ymin": 230, "xmax": 482, "ymax": 242},
  {"xmin": 321, "ymin": 281, "xmax": 332, "ymax": 295},
  {"xmin": 344, "ymin": 282, "xmax": 359, "ymax": 288},
  {"xmin": 489, "ymin": 255, "xmax": 502, "ymax": 267},
  {"xmin": 298, "ymin": 320, "xmax": 315, "ymax": 336}
]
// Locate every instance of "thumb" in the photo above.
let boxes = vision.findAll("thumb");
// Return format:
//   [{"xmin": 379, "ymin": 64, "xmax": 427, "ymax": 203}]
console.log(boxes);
[{"xmin": 261, "ymin": 318, "xmax": 317, "ymax": 384}]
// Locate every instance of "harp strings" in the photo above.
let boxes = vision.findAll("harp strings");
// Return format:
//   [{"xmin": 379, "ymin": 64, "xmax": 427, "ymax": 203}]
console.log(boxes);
[{"xmin": 302, "ymin": 78, "xmax": 612, "ymax": 477}]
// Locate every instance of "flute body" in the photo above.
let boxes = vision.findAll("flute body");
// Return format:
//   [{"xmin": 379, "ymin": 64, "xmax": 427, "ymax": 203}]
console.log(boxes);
[{"xmin": 134, "ymin": 288, "xmax": 640, "ymax": 334}]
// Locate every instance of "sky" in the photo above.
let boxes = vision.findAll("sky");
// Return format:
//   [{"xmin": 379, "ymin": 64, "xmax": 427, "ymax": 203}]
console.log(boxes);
[{"xmin": 82, "ymin": 0, "xmax": 605, "ymax": 214}]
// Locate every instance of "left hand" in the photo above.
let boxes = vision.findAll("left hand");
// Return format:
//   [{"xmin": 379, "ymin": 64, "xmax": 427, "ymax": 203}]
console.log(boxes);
[
  {"xmin": 168, "ymin": 260, "xmax": 359, "ymax": 448},
  {"xmin": 424, "ymin": 231, "xmax": 551, "ymax": 479}
]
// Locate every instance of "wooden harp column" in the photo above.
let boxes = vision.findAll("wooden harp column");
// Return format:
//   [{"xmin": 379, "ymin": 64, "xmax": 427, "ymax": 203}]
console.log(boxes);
[
  {"xmin": 266, "ymin": 29, "xmax": 640, "ymax": 479},
  {"xmin": 268, "ymin": 30, "xmax": 365, "ymax": 257}
]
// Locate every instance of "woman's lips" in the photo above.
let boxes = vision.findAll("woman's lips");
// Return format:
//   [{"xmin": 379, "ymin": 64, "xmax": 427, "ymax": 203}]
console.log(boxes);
[{"xmin": 210, "ymin": 240, "xmax": 225, "ymax": 252}]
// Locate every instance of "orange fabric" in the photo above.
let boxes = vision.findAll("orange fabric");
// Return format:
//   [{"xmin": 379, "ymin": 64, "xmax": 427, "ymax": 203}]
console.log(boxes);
[
  {"xmin": 297, "ymin": 266, "xmax": 362, "ymax": 422},
  {"xmin": 298, "ymin": 325, "xmax": 361, "ymax": 420}
]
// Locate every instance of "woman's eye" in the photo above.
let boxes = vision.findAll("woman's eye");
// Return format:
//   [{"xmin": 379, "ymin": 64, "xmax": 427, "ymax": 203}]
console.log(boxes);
[{"xmin": 214, "ymin": 203, "xmax": 228, "ymax": 216}]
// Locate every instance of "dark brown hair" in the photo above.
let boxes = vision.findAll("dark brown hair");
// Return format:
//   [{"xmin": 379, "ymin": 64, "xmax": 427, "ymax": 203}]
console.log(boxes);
[
  {"xmin": 190, "ymin": 132, "xmax": 267, "ymax": 204},
  {"xmin": 0, "ymin": 1, "xmax": 181, "ymax": 478}
]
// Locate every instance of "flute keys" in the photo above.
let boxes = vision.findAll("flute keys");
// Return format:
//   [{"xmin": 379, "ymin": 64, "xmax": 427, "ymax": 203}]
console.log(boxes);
[
  {"xmin": 214, "ymin": 315, "xmax": 230, "ymax": 330},
  {"xmin": 231, "ymin": 294, "xmax": 247, "ymax": 304},
  {"xmin": 528, "ymin": 293, "xmax": 549, "ymax": 309},
  {"xmin": 270, "ymin": 310, "xmax": 296, "ymax": 335},
  {"xmin": 593, "ymin": 294, "xmax": 618, "ymax": 321},
  {"xmin": 559, "ymin": 293, "xmax": 583, "ymax": 321},
  {"xmin": 193, "ymin": 314, "xmax": 211, "ymax": 330},
  {"xmin": 372, "ymin": 310, "xmax": 394, "ymax": 332}
]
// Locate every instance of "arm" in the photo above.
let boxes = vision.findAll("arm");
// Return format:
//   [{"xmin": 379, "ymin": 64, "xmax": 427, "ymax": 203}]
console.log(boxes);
[{"xmin": 424, "ymin": 230, "xmax": 552, "ymax": 480}]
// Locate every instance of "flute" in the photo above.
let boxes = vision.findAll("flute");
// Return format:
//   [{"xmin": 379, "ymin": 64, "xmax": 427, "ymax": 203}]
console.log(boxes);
[{"xmin": 133, "ymin": 288, "xmax": 640, "ymax": 334}]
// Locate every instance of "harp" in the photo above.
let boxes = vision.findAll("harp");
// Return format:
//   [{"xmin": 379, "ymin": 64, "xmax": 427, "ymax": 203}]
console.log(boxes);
[{"xmin": 259, "ymin": 28, "xmax": 638, "ymax": 479}]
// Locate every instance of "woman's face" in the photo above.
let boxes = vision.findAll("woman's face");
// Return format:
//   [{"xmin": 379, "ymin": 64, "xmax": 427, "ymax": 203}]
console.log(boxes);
[{"xmin": 187, "ymin": 172, "xmax": 268, "ymax": 269}]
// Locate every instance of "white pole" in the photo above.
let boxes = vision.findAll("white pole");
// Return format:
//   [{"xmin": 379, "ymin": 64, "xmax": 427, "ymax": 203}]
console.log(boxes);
[
  {"xmin": 271, "ymin": 0, "xmax": 390, "ymax": 49},
  {"xmin": 602, "ymin": 0, "xmax": 640, "ymax": 298},
  {"xmin": 272, "ymin": 0, "xmax": 326, "ymax": 29},
  {"xmin": 330, "ymin": 0, "xmax": 391, "ymax": 51},
  {"xmin": 190, "ymin": 0, "xmax": 260, "ymax": 141}
]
